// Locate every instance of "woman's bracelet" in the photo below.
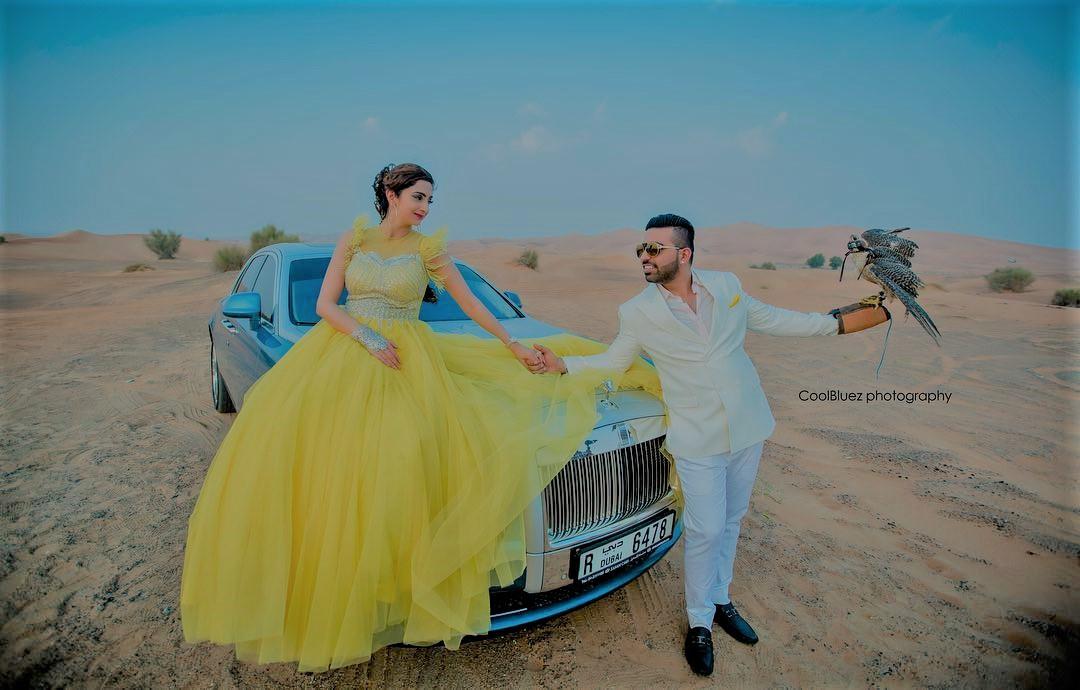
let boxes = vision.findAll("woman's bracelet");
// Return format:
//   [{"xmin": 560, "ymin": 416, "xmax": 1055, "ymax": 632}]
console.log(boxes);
[
  {"xmin": 503, "ymin": 337, "xmax": 519, "ymax": 348},
  {"xmin": 350, "ymin": 324, "xmax": 389, "ymax": 351}
]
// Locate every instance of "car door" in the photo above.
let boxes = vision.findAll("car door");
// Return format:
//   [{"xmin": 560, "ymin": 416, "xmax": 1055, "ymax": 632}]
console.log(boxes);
[
  {"xmin": 230, "ymin": 253, "xmax": 283, "ymax": 407},
  {"xmin": 215, "ymin": 254, "xmax": 266, "ymax": 395}
]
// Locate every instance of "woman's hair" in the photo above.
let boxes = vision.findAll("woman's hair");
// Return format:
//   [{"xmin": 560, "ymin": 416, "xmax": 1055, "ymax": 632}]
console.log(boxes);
[{"xmin": 372, "ymin": 163, "xmax": 435, "ymax": 219}]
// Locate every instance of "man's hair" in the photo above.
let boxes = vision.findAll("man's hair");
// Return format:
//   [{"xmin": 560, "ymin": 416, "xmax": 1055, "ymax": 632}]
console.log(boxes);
[{"xmin": 645, "ymin": 213, "xmax": 695, "ymax": 263}]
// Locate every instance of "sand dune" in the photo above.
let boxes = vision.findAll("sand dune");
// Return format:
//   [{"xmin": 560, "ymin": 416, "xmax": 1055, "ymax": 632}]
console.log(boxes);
[
  {"xmin": 0, "ymin": 226, "xmax": 1077, "ymax": 687},
  {"xmin": 0, "ymin": 229, "xmax": 247, "ymax": 264}
]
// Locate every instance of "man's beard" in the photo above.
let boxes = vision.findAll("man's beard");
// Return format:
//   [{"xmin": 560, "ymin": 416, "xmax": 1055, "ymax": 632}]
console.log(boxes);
[{"xmin": 644, "ymin": 259, "xmax": 680, "ymax": 284}]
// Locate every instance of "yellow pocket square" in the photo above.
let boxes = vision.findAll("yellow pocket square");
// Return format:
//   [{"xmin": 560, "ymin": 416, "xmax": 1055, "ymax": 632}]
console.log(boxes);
[{"xmin": 728, "ymin": 293, "xmax": 741, "ymax": 308}]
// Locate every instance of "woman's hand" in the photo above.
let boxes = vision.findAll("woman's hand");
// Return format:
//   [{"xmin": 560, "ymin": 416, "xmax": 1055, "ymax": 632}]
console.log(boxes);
[
  {"xmin": 532, "ymin": 344, "xmax": 567, "ymax": 374},
  {"xmin": 351, "ymin": 324, "xmax": 401, "ymax": 369},
  {"xmin": 369, "ymin": 341, "xmax": 401, "ymax": 370},
  {"xmin": 509, "ymin": 342, "xmax": 545, "ymax": 373}
]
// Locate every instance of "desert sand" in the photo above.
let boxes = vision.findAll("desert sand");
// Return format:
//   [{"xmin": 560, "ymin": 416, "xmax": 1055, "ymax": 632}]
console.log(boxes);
[{"xmin": 1, "ymin": 224, "xmax": 1077, "ymax": 687}]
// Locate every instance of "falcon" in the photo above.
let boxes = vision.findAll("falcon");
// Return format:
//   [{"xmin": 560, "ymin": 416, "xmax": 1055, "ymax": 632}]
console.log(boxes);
[{"xmin": 839, "ymin": 227, "xmax": 941, "ymax": 345}]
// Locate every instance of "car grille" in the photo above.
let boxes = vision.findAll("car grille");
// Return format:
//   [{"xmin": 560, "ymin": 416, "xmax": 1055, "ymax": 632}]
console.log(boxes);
[{"xmin": 542, "ymin": 435, "xmax": 670, "ymax": 543}]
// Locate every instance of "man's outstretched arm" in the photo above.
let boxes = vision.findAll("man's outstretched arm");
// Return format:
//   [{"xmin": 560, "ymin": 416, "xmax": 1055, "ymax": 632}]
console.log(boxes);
[
  {"xmin": 743, "ymin": 291, "xmax": 841, "ymax": 337},
  {"xmin": 535, "ymin": 305, "xmax": 644, "ymax": 374}
]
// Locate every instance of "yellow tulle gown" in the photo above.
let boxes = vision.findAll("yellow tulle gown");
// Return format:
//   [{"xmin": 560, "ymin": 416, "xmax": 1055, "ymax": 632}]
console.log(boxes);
[{"xmin": 181, "ymin": 220, "xmax": 659, "ymax": 671}]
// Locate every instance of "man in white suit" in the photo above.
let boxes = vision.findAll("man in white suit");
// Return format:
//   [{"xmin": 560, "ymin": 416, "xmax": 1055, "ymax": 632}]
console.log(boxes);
[{"xmin": 534, "ymin": 213, "xmax": 888, "ymax": 676}]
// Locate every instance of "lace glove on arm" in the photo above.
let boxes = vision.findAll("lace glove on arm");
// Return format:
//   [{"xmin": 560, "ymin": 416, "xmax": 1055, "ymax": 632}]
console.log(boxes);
[{"xmin": 350, "ymin": 324, "xmax": 400, "ymax": 369}]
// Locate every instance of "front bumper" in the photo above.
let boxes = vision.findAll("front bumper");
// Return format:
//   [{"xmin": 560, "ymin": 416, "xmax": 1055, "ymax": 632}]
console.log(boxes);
[
  {"xmin": 487, "ymin": 389, "xmax": 676, "ymax": 631},
  {"xmin": 532, "ymin": 495, "xmax": 678, "ymax": 591},
  {"xmin": 488, "ymin": 516, "xmax": 682, "ymax": 632}
]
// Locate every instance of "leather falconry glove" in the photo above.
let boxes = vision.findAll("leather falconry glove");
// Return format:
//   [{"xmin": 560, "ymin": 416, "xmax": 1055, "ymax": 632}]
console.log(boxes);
[{"xmin": 829, "ymin": 302, "xmax": 891, "ymax": 334}]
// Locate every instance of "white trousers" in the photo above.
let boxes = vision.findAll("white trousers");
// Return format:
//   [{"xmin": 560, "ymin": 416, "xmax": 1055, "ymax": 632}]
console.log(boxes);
[{"xmin": 674, "ymin": 441, "xmax": 764, "ymax": 629}]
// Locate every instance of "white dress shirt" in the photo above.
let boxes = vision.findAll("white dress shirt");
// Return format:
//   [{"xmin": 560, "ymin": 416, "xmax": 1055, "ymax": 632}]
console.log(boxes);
[
  {"xmin": 653, "ymin": 274, "xmax": 732, "ymax": 451},
  {"xmin": 656, "ymin": 272, "xmax": 714, "ymax": 339}
]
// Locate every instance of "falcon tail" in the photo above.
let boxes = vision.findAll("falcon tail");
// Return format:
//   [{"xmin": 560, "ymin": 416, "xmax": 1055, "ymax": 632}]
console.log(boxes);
[
  {"xmin": 876, "ymin": 270, "xmax": 942, "ymax": 346},
  {"xmin": 903, "ymin": 297, "xmax": 942, "ymax": 346}
]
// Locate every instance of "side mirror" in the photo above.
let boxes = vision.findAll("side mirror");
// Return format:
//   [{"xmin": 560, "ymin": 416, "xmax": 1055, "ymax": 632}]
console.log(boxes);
[
  {"xmin": 504, "ymin": 291, "xmax": 523, "ymax": 309},
  {"xmin": 223, "ymin": 292, "xmax": 261, "ymax": 329}
]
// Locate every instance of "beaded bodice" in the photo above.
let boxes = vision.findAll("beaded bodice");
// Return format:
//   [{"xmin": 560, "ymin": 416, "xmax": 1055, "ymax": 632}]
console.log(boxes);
[{"xmin": 343, "ymin": 219, "xmax": 450, "ymax": 322}]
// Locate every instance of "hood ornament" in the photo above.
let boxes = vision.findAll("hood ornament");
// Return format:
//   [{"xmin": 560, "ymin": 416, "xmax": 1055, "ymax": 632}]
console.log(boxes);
[
  {"xmin": 571, "ymin": 438, "xmax": 598, "ymax": 461},
  {"xmin": 598, "ymin": 379, "xmax": 619, "ymax": 410}
]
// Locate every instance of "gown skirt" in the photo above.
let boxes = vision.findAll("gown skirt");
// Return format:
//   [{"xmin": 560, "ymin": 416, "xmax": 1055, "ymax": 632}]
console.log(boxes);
[{"xmin": 180, "ymin": 315, "xmax": 659, "ymax": 671}]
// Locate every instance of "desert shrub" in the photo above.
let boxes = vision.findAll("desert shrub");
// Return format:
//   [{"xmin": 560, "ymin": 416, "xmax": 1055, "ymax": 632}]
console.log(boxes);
[
  {"xmin": 144, "ymin": 229, "xmax": 182, "ymax": 259},
  {"xmin": 1051, "ymin": 288, "xmax": 1080, "ymax": 307},
  {"xmin": 250, "ymin": 224, "xmax": 300, "ymax": 252},
  {"xmin": 829, "ymin": 255, "xmax": 842, "ymax": 270},
  {"xmin": 986, "ymin": 267, "xmax": 1034, "ymax": 293},
  {"xmin": 214, "ymin": 246, "xmax": 249, "ymax": 272},
  {"xmin": 123, "ymin": 263, "xmax": 153, "ymax": 272},
  {"xmin": 517, "ymin": 249, "xmax": 539, "ymax": 270},
  {"xmin": 806, "ymin": 253, "xmax": 825, "ymax": 268},
  {"xmin": 750, "ymin": 262, "xmax": 776, "ymax": 270},
  {"xmin": 0, "ymin": 235, "xmax": 6, "ymax": 244}
]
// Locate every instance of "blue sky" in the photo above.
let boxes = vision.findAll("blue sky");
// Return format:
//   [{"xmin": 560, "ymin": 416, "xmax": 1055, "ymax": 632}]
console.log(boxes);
[{"xmin": 2, "ymin": 1, "xmax": 1076, "ymax": 247}]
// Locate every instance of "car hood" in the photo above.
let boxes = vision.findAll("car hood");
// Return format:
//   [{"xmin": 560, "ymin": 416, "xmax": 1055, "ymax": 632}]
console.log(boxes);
[
  {"xmin": 278, "ymin": 315, "xmax": 566, "ymax": 343},
  {"xmin": 428, "ymin": 316, "xmax": 565, "ymax": 339},
  {"xmin": 280, "ymin": 316, "xmax": 666, "ymax": 430},
  {"xmin": 432, "ymin": 319, "xmax": 665, "ymax": 427}
]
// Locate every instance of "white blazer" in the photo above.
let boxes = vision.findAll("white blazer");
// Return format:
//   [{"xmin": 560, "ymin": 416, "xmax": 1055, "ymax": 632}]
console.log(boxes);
[{"xmin": 565, "ymin": 269, "xmax": 838, "ymax": 458}]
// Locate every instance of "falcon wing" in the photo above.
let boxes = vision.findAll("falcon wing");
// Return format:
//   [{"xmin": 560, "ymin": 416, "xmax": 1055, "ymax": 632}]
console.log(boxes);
[
  {"xmin": 867, "ymin": 260, "xmax": 941, "ymax": 345},
  {"xmin": 872, "ymin": 259, "xmax": 925, "ymax": 295},
  {"xmin": 868, "ymin": 246, "xmax": 912, "ymax": 268},
  {"xmin": 862, "ymin": 227, "xmax": 918, "ymax": 259}
]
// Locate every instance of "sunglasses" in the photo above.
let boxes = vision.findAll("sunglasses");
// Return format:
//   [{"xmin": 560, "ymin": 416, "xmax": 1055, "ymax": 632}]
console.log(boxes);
[{"xmin": 635, "ymin": 242, "xmax": 683, "ymax": 258}]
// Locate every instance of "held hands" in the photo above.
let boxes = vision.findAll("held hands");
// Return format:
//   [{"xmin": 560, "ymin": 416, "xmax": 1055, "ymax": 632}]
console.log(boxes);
[
  {"xmin": 509, "ymin": 342, "xmax": 546, "ymax": 374},
  {"xmin": 508, "ymin": 341, "xmax": 565, "ymax": 375},
  {"xmin": 351, "ymin": 324, "xmax": 401, "ymax": 369},
  {"xmin": 532, "ymin": 344, "xmax": 567, "ymax": 374}
]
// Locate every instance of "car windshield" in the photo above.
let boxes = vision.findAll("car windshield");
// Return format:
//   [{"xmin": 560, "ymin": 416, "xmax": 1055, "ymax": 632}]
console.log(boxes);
[{"xmin": 288, "ymin": 258, "xmax": 521, "ymax": 326}]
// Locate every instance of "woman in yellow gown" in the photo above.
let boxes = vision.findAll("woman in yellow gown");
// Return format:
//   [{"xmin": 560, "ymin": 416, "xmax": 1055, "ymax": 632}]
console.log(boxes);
[{"xmin": 180, "ymin": 163, "xmax": 657, "ymax": 671}]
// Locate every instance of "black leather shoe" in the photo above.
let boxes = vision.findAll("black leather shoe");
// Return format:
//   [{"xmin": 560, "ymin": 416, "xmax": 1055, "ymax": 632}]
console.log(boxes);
[
  {"xmin": 714, "ymin": 602, "xmax": 758, "ymax": 645},
  {"xmin": 684, "ymin": 626, "xmax": 714, "ymax": 676}
]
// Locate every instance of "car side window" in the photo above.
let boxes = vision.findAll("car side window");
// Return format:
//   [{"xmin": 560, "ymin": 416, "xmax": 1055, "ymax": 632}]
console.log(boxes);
[
  {"xmin": 252, "ymin": 256, "xmax": 277, "ymax": 324},
  {"xmin": 234, "ymin": 255, "xmax": 266, "ymax": 294}
]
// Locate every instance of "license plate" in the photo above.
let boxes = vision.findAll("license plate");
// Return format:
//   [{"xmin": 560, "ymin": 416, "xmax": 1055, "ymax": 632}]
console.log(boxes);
[{"xmin": 573, "ymin": 511, "xmax": 676, "ymax": 583}]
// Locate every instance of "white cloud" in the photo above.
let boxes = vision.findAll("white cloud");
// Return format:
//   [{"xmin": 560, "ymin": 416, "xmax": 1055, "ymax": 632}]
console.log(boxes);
[
  {"xmin": 361, "ymin": 116, "xmax": 379, "ymax": 133},
  {"xmin": 732, "ymin": 111, "xmax": 789, "ymax": 158},
  {"xmin": 480, "ymin": 124, "xmax": 571, "ymax": 161},
  {"xmin": 734, "ymin": 127, "xmax": 771, "ymax": 158},
  {"xmin": 511, "ymin": 125, "xmax": 559, "ymax": 154}
]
